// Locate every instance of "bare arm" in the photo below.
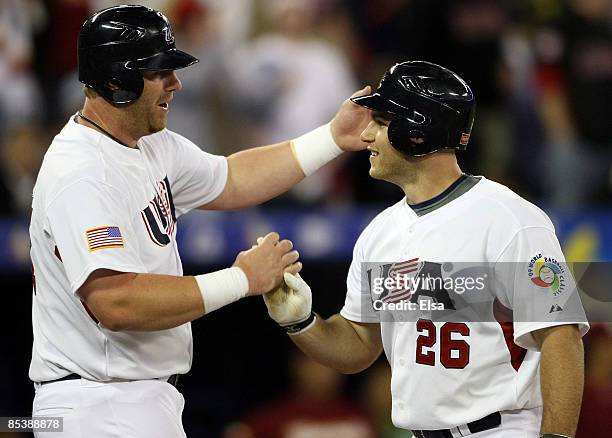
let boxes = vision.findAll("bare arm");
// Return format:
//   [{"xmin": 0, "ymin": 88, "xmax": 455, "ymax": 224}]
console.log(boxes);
[
  {"xmin": 79, "ymin": 270, "xmax": 204, "ymax": 331},
  {"xmin": 291, "ymin": 313, "xmax": 383, "ymax": 374},
  {"xmin": 79, "ymin": 234, "xmax": 300, "ymax": 331},
  {"xmin": 205, "ymin": 142, "xmax": 304, "ymax": 210},
  {"xmin": 533, "ymin": 324, "xmax": 584, "ymax": 437}
]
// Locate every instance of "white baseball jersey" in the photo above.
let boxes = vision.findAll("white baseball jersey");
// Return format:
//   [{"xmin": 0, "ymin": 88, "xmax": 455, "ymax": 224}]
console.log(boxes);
[
  {"xmin": 29, "ymin": 115, "xmax": 228, "ymax": 382},
  {"xmin": 340, "ymin": 177, "xmax": 589, "ymax": 431}
]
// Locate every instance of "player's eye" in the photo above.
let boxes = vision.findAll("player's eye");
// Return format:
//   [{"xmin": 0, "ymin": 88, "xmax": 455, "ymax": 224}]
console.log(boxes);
[
  {"xmin": 142, "ymin": 70, "xmax": 164, "ymax": 80},
  {"xmin": 372, "ymin": 112, "xmax": 392, "ymax": 126}
]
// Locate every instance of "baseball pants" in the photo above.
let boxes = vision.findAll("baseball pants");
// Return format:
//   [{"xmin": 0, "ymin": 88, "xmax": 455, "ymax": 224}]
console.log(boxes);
[{"xmin": 32, "ymin": 377, "xmax": 186, "ymax": 438}]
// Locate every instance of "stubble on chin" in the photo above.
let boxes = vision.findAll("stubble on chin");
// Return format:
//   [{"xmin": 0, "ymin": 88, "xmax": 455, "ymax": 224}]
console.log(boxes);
[{"xmin": 149, "ymin": 114, "xmax": 167, "ymax": 134}]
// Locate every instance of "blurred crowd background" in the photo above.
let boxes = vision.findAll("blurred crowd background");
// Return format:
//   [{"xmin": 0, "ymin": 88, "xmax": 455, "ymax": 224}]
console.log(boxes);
[{"xmin": 0, "ymin": 0, "xmax": 611, "ymax": 437}]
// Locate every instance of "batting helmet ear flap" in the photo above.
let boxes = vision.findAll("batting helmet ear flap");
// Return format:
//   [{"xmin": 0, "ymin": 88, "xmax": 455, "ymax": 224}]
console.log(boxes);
[
  {"xmin": 387, "ymin": 116, "xmax": 455, "ymax": 156},
  {"xmin": 97, "ymin": 67, "xmax": 144, "ymax": 104},
  {"xmin": 387, "ymin": 118, "xmax": 411, "ymax": 153},
  {"xmin": 386, "ymin": 115, "xmax": 432, "ymax": 156}
]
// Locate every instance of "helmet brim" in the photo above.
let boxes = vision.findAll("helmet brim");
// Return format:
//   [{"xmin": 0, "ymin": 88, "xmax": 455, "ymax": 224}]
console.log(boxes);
[
  {"xmin": 126, "ymin": 48, "xmax": 199, "ymax": 71},
  {"xmin": 351, "ymin": 93, "xmax": 407, "ymax": 115}
]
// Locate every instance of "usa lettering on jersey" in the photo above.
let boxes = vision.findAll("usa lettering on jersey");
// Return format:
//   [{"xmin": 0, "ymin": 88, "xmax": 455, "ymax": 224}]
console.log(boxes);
[{"xmin": 141, "ymin": 176, "xmax": 177, "ymax": 246}]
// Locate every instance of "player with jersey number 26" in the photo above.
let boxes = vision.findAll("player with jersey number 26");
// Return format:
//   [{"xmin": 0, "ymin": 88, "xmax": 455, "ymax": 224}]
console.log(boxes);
[
  {"xmin": 263, "ymin": 61, "xmax": 589, "ymax": 438},
  {"xmin": 28, "ymin": 5, "xmax": 372, "ymax": 438}
]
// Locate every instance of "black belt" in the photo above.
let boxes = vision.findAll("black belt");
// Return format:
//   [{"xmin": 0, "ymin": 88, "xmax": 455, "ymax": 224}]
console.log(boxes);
[
  {"xmin": 39, "ymin": 373, "xmax": 181, "ymax": 388},
  {"xmin": 412, "ymin": 412, "xmax": 501, "ymax": 438}
]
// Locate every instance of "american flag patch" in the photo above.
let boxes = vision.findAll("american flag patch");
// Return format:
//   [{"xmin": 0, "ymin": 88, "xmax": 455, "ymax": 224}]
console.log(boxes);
[
  {"xmin": 382, "ymin": 258, "xmax": 420, "ymax": 303},
  {"xmin": 86, "ymin": 226, "xmax": 124, "ymax": 251}
]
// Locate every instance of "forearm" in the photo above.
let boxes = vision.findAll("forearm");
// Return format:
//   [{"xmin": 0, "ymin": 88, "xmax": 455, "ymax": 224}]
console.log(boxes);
[
  {"xmin": 82, "ymin": 233, "xmax": 294, "ymax": 332},
  {"xmin": 539, "ymin": 325, "xmax": 584, "ymax": 436},
  {"xmin": 222, "ymin": 142, "xmax": 305, "ymax": 208},
  {"xmin": 291, "ymin": 314, "xmax": 382, "ymax": 374},
  {"xmin": 205, "ymin": 124, "xmax": 343, "ymax": 210},
  {"xmin": 86, "ymin": 272, "xmax": 205, "ymax": 331}
]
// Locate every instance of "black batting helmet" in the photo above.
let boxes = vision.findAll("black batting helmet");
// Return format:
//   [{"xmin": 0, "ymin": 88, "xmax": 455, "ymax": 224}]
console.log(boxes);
[
  {"xmin": 78, "ymin": 5, "xmax": 198, "ymax": 104},
  {"xmin": 352, "ymin": 61, "xmax": 475, "ymax": 156}
]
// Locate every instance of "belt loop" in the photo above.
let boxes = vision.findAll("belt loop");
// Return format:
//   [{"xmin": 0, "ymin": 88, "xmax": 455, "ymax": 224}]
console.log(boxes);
[
  {"xmin": 458, "ymin": 424, "xmax": 471, "ymax": 436},
  {"xmin": 449, "ymin": 427, "xmax": 463, "ymax": 438}
]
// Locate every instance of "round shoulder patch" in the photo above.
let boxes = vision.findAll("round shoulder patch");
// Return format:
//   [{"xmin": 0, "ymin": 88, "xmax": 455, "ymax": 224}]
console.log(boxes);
[{"xmin": 527, "ymin": 254, "xmax": 566, "ymax": 296}]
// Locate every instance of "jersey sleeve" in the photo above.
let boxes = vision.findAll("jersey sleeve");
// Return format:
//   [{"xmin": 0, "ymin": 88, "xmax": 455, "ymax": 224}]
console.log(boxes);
[
  {"xmin": 493, "ymin": 226, "xmax": 589, "ymax": 350},
  {"xmin": 164, "ymin": 131, "xmax": 228, "ymax": 216},
  {"xmin": 340, "ymin": 236, "xmax": 380, "ymax": 323},
  {"xmin": 46, "ymin": 179, "xmax": 147, "ymax": 294}
]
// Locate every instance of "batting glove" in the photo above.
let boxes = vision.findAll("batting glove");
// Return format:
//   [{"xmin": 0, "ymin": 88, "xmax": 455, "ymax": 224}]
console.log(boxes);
[{"xmin": 263, "ymin": 272, "xmax": 316, "ymax": 335}]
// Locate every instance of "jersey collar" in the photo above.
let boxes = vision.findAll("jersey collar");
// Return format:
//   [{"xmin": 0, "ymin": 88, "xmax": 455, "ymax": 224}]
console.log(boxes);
[{"xmin": 409, "ymin": 174, "xmax": 481, "ymax": 217}]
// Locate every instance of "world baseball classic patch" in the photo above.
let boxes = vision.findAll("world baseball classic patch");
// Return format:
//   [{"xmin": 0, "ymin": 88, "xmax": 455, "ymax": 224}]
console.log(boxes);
[
  {"xmin": 86, "ymin": 226, "xmax": 124, "ymax": 251},
  {"xmin": 527, "ymin": 253, "xmax": 566, "ymax": 296}
]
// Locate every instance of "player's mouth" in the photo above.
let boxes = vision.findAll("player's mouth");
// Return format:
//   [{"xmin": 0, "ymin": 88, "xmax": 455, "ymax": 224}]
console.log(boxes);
[
  {"xmin": 368, "ymin": 147, "xmax": 379, "ymax": 158},
  {"xmin": 157, "ymin": 96, "xmax": 173, "ymax": 112}
]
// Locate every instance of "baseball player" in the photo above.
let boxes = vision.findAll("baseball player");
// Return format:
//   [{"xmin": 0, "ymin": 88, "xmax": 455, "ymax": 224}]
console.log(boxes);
[
  {"xmin": 29, "ymin": 5, "xmax": 370, "ymax": 438},
  {"xmin": 263, "ymin": 61, "xmax": 589, "ymax": 438}
]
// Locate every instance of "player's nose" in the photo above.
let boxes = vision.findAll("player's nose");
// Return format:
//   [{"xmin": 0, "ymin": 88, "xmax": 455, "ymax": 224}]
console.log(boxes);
[
  {"xmin": 360, "ymin": 120, "xmax": 377, "ymax": 142},
  {"xmin": 166, "ymin": 71, "xmax": 182, "ymax": 92}
]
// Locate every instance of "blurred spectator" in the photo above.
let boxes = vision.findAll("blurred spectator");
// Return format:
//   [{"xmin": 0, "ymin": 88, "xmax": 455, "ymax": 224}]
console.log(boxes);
[
  {"xmin": 0, "ymin": 0, "xmax": 43, "ymax": 131},
  {"xmin": 346, "ymin": 0, "xmax": 438, "ymax": 82},
  {"xmin": 35, "ymin": 0, "xmax": 90, "ymax": 124},
  {"xmin": 225, "ymin": 349, "xmax": 376, "ymax": 438},
  {"xmin": 498, "ymin": 8, "xmax": 546, "ymax": 200},
  {"xmin": 165, "ymin": 0, "xmax": 254, "ymax": 153},
  {"xmin": 0, "ymin": 124, "xmax": 47, "ymax": 215},
  {"xmin": 534, "ymin": 0, "xmax": 612, "ymax": 208},
  {"xmin": 432, "ymin": 0, "xmax": 512, "ymax": 182},
  {"xmin": 225, "ymin": 0, "xmax": 357, "ymax": 204},
  {"xmin": 576, "ymin": 324, "xmax": 612, "ymax": 437}
]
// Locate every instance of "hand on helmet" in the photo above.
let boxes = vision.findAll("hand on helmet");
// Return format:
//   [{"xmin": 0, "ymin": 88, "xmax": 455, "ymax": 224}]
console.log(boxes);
[{"xmin": 330, "ymin": 86, "xmax": 372, "ymax": 152}]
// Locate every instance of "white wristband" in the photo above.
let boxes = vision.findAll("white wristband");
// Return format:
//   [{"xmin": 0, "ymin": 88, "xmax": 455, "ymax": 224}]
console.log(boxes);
[
  {"xmin": 195, "ymin": 267, "xmax": 249, "ymax": 314},
  {"xmin": 290, "ymin": 123, "xmax": 343, "ymax": 176}
]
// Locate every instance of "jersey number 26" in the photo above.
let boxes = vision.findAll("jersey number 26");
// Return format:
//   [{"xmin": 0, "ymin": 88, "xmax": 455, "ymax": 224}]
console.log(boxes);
[{"xmin": 416, "ymin": 319, "xmax": 470, "ymax": 369}]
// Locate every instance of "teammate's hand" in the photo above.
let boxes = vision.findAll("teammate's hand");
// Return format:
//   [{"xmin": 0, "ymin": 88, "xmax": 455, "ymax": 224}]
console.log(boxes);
[
  {"xmin": 263, "ymin": 272, "xmax": 312, "ymax": 326},
  {"xmin": 330, "ymin": 86, "xmax": 372, "ymax": 152},
  {"xmin": 232, "ymin": 232, "xmax": 301, "ymax": 296}
]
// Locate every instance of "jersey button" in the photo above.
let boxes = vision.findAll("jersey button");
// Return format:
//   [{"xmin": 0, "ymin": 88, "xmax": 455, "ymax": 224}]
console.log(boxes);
[
  {"xmin": 398, "ymin": 402, "xmax": 405, "ymax": 410},
  {"xmin": 398, "ymin": 358, "xmax": 405, "ymax": 366}
]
